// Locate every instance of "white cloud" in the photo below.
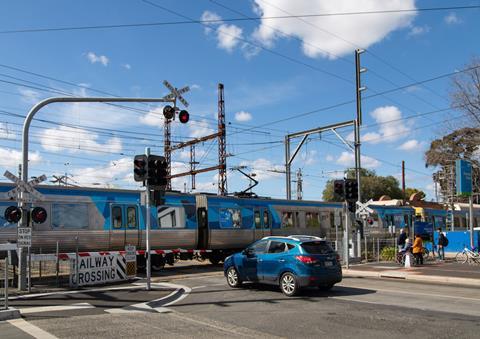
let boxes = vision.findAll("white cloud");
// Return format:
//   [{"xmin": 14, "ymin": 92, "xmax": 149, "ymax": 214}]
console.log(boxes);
[
  {"xmin": 301, "ymin": 150, "xmax": 317, "ymax": 165},
  {"xmin": 251, "ymin": 0, "xmax": 416, "ymax": 59},
  {"xmin": 0, "ymin": 147, "xmax": 41, "ymax": 168},
  {"xmin": 217, "ymin": 24, "xmax": 243, "ymax": 52},
  {"xmin": 140, "ymin": 106, "xmax": 164, "ymax": 127},
  {"xmin": 190, "ymin": 84, "xmax": 201, "ymax": 90},
  {"xmin": 408, "ymin": 25, "xmax": 430, "ymax": 36},
  {"xmin": 71, "ymin": 157, "xmax": 132, "ymax": 187},
  {"xmin": 239, "ymin": 158, "xmax": 284, "ymax": 181},
  {"xmin": 234, "ymin": 111, "xmax": 252, "ymax": 122},
  {"xmin": 86, "ymin": 52, "xmax": 109, "ymax": 66},
  {"xmin": 325, "ymin": 154, "xmax": 334, "ymax": 162},
  {"xmin": 444, "ymin": 12, "xmax": 461, "ymax": 25},
  {"xmin": 0, "ymin": 123, "xmax": 17, "ymax": 140},
  {"xmin": 201, "ymin": 11, "xmax": 244, "ymax": 53},
  {"xmin": 398, "ymin": 139, "xmax": 422, "ymax": 151},
  {"xmin": 122, "ymin": 63, "xmax": 131, "ymax": 70},
  {"xmin": 19, "ymin": 88, "xmax": 41, "ymax": 104},
  {"xmin": 189, "ymin": 120, "xmax": 215, "ymax": 138},
  {"xmin": 336, "ymin": 151, "xmax": 380, "ymax": 169},
  {"xmin": 365, "ymin": 106, "xmax": 410, "ymax": 144},
  {"xmin": 40, "ymin": 126, "xmax": 122, "ymax": 155}
]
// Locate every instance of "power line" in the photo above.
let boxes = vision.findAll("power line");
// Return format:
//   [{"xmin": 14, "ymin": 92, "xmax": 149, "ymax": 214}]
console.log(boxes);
[{"xmin": 0, "ymin": 4, "xmax": 478, "ymax": 34}]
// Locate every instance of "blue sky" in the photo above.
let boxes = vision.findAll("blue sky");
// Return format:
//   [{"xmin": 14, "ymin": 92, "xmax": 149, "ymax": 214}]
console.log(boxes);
[{"xmin": 0, "ymin": 0, "xmax": 479, "ymax": 200}]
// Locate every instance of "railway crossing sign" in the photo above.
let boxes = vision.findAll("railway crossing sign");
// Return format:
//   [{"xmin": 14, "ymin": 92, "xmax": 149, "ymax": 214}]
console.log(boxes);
[
  {"xmin": 162, "ymin": 80, "xmax": 190, "ymax": 107},
  {"xmin": 125, "ymin": 245, "xmax": 137, "ymax": 278},
  {"xmin": 3, "ymin": 170, "xmax": 46, "ymax": 202},
  {"xmin": 355, "ymin": 199, "xmax": 375, "ymax": 219}
]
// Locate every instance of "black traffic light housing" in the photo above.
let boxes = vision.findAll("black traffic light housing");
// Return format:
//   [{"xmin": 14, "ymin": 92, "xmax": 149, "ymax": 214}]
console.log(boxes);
[
  {"xmin": 147, "ymin": 155, "xmax": 168, "ymax": 188},
  {"xmin": 31, "ymin": 206, "xmax": 47, "ymax": 224},
  {"xmin": 344, "ymin": 179, "xmax": 358, "ymax": 202},
  {"xmin": 333, "ymin": 180, "xmax": 345, "ymax": 201},
  {"xmin": 134, "ymin": 154, "xmax": 148, "ymax": 182},
  {"xmin": 4, "ymin": 206, "xmax": 21, "ymax": 223},
  {"xmin": 163, "ymin": 105, "xmax": 175, "ymax": 120},
  {"xmin": 178, "ymin": 110, "xmax": 189, "ymax": 124}
]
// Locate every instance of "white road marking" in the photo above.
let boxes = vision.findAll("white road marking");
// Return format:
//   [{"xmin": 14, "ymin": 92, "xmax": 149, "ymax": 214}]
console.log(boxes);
[
  {"xmin": 19, "ymin": 303, "xmax": 95, "ymax": 315},
  {"xmin": 192, "ymin": 285, "xmax": 207, "ymax": 289},
  {"xmin": 340, "ymin": 283, "xmax": 480, "ymax": 302},
  {"xmin": 7, "ymin": 318, "xmax": 58, "ymax": 339}
]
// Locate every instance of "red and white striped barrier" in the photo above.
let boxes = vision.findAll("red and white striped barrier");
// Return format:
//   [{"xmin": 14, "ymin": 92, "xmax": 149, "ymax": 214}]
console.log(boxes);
[{"xmin": 57, "ymin": 249, "xmax": 211, "ymax": 261}]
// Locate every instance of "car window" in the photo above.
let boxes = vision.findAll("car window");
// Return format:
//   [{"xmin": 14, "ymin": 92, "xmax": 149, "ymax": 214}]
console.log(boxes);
[
  {"xmin": 250, "ymin": 240, "xmax": 268, "ymax": 254},
  {"xmin": 300, "ymin": 241, "xmax": 333, "ymax": 254},
  {"xmin": 267, "ymin": 241, "xmax": 286, "ymax": 253},
  {"xmin": 287, "ymin": 243, "xmax": 295, "ymax": 251}
]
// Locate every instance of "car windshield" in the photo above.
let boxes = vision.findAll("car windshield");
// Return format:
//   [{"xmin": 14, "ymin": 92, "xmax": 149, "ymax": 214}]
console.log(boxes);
[{"xmin": 300, "ymin": 241, "xmax": 333, "ymax": 254}]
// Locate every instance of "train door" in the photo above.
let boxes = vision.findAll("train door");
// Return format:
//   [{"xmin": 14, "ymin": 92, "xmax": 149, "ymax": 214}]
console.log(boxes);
[
  {"xmin": 111, "ymin": 204, "xmax": 140, "ymax": 249},
  {"xmin": 253, "ymin": 208, "xmax": 262, "ymax": 240},
  {"xmin": 196, "ymin": 195, "xmax": 209, "ymax": 249},
  {"xmin": 262, "ymin": 208, "xmax": 272, "ymax": 237}
]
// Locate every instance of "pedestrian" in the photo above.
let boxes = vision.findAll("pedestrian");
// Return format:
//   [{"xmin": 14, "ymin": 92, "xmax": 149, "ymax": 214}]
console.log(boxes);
[
  {"xmin": 398, "ymin": 228, "xmax": 407, "ymax": 252},
  {"xmin": 437, "ymin": 228, "xmax": 447, "ymax": 260},
  {"xmin": 412, "ymin": 234, "xmax": 424, "ymax": 265}
]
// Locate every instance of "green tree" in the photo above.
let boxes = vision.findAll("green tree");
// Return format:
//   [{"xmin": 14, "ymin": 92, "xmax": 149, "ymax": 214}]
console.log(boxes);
[{"xmin": 322, "ymin": 169, "xmax": 403, "ymax": 202}]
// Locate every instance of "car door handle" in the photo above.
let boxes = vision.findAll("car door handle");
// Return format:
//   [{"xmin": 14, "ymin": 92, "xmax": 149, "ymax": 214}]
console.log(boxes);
[
  {"xmin": 258, "ymin": 259, "xmax": 263, "ymax": 262},
  {"xmin": 278, "ymin": 259, "xmax": 285, "ymax": 263}
]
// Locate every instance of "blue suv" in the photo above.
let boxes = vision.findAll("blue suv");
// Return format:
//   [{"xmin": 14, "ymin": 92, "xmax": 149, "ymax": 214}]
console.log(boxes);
[{"xmin": 223, "ymin": 235, "xmax": 342, "ymax": 296}]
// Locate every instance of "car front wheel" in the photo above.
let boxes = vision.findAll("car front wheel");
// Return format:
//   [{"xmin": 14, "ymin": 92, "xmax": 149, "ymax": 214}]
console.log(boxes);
[
  {"xmin": 279, "ymin": 272, "xmax": 299, "ymax": 296},
  {"xmin": 226, "ymin": 266, "xmax": 242, "ymax": 288}
]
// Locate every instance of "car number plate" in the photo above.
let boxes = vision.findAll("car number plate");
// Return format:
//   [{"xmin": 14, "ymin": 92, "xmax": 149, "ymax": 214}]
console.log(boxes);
[{"xmin": 324, "ymin": 261, "xmax": 333, "ymax": 267}]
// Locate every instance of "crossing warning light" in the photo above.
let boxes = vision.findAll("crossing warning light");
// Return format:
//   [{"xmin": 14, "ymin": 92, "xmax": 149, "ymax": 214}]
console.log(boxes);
[
  {"xmin": 178, "ymin": 110, "xmax": 189, "ymax": 124},
  {"xmin": 4, "ymin": 206, "xmax": 22, "ymax": 223},
  {"xmin": 147, "ymin": 155, "xmax": 168, "ymax": 188},
  {"xmin": 134, "ymin": 154, "xmax": 148, "ymax": 182},
  {"xmin": 31, "ymin": 207, "xmax": 47, "ymax": 224},
  {"xmin": 163, "ymin": 105, "xmax": 175, "ymax": 120}
]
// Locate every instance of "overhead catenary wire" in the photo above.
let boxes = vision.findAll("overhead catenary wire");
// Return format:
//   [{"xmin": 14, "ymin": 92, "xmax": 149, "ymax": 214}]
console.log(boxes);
[{"xmin": 0, "ymin": 4, "xmax": 478, "ymax": 34}]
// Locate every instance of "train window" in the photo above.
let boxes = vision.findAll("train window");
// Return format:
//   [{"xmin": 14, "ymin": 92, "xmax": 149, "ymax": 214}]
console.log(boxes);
[
  {"xmin": 52, "ymin": 203, "xmax": 89, "ymax": 229},
  {"xmin": 281, "ymin": 212, "xmax": 294, "ymax": 228},
  {"xmin": 306, "ymin": 212, "xmax": 320, "ymax": 227},
  {"xmin": 263, "ymin": 211, "xmax": 270, "ymax": 229},
  {"xmin": 219, "ymin": 208, "xmax": 242, "ymax": 228},
  {"xmin": 112, "ymin": 206, "xmax": 122, "ymax": 229},
  {"xmin": 126, "ymin": 206, "xmax": 137, "ymax": 229},
  {"xmin": 254, "ymin": 211, "xmax": 261, "ymax": 229}
]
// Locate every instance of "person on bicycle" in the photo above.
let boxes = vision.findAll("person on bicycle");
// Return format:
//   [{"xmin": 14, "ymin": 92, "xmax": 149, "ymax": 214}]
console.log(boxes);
[
  {"xmin": 437, "ymin": 228, "xmax": 447, "ymax": 260},
  {"xmin": 413, "ymin": 234, "xmax": 424, "ymax": 265}
]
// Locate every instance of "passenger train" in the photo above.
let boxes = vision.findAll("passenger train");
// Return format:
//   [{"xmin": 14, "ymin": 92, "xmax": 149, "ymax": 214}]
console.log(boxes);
[{"xmin": 1, "ymin": 183, "xmax": 477, "ymax": 269}]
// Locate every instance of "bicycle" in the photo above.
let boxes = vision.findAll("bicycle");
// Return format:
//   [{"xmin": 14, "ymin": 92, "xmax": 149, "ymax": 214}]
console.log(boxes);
[{"xmin": 455, "ymin": 246, "xmax": 480, "ymax": 265}]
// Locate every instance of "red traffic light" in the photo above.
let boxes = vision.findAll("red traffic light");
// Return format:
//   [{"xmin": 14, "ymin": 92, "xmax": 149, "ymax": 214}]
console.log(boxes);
[
  {"xmin": 178, "ymin": 110, "xmax": 189, "ymax": 124},
  {"xmin": 4, "ymin": 206, "xmax": 22, "ymax": 223},
  {"xmin": 31, "ymin": 207, "xmax": 47, "ymax": 224},
  {"xmin": 163, "ymin": 105, "xmax": 175, "ymax": 120}
]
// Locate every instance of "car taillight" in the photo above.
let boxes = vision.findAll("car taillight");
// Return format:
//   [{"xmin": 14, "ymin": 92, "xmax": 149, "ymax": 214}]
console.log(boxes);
[{"xmin": 295, "ymin": 255, "xmax": 317, "ymax": 264}]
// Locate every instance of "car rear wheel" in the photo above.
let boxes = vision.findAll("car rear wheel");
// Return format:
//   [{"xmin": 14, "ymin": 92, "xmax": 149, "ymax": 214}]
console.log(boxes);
[
  {"xmin": 226, "ymin": 267, "xmax": 242, "ymax": 288},
  {"xmin": 279, "ymin": 272, "xmax": 299, "ymax": 296}
]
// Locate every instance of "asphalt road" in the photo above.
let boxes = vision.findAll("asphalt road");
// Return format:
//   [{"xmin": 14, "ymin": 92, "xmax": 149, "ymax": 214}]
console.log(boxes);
[{"xmin": 2, "ymin": 270, "xmax": 480, "ymax": 338}]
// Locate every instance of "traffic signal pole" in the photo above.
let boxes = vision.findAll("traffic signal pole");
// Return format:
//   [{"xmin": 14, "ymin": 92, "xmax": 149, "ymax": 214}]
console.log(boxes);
[
  {"xmin": 145, "ymin": 147, "xmax": 152, "ymax": 291},
  {"xmin": 20, "ymin": 96, "xmax": 174, "ymax": 291}
]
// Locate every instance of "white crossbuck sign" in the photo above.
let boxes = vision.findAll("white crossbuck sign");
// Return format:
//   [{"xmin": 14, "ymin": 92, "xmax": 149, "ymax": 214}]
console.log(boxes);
[
  {"xmin": 355, "ymin": 199, "xmax": 375, "ymax": 219},
  {"xmin": 162, "ymin": 80, "xmax": 190, "ymax": 107},
  {"xmin": 3, "ymin": 170, "xmax": 46, "ymax": 201}
]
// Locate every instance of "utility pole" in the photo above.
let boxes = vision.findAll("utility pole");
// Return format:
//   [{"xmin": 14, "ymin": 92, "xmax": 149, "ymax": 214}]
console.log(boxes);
[
  {"xmin": 218, "ymin": 84, "xmax": 228, "ymax": 195},
  {"xmin": 402, "ymin": 160, "xmax": 406, "ymax": 203},
  {"xmin": 296, "ymin": 168, "xmax": 303, "ymax": 200},
  {"xmin": 354, "ymin": 48, "xmax": 366, "ymax": 202}
]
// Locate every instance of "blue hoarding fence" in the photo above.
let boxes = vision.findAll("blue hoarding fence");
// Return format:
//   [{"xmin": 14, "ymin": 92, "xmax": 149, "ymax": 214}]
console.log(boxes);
[{"xmin": 433, "ymin": 231, "xmax": 480, "ymax": 253}]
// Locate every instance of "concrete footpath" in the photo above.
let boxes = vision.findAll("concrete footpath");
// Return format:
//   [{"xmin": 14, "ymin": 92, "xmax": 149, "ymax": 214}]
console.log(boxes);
[{"xmin": 343, "ymin": 260, "xmax": 480, "ymax": 287}]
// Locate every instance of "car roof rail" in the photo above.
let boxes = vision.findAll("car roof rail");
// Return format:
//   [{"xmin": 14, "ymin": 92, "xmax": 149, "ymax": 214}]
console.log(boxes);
[{"xmin": 287, "ymin": 235, "xmax": 325, "ymax": 241}]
